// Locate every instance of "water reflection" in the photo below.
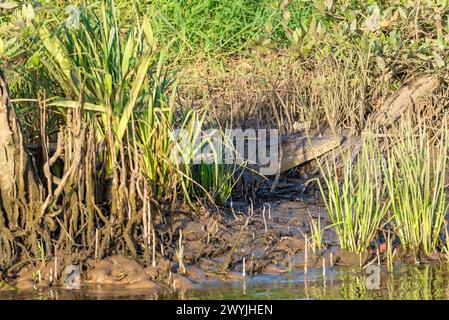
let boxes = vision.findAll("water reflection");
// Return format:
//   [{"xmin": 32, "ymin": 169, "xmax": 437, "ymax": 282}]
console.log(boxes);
[
  {"xmin": 177, "ymin": 264, "xmax": 449, "ymax": 300},
  {"xmin": 2, "ymin": 264, "xmax": 449, "ymax": 300}
]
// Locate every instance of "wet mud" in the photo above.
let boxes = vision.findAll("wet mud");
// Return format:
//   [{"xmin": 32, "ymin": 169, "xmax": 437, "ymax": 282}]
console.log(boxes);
[{"xmin": 0, "ymin": 194, "xmax": 442, "ymax": 295}]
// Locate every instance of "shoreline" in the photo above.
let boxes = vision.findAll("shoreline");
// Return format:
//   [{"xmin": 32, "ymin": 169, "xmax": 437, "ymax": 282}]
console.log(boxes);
[{"xmin": 2, "ymin": 197, "xmax": 444, "ymax": 293}]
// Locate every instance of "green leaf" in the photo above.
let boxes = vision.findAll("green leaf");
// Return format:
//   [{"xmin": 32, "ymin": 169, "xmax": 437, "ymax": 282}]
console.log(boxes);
[
  {"xmin": 39, "ymin": 26, "xmax": 72, "ymax": 83},
  {"xmin": 116, "ymin": 52, "xmax": 153, "ymax": 140},
  {"xmin": 142, "ymin": 16, "xmax": 155, "ymax": 49},
  {"xmin": 26, "ymin": 52, "xmax": 40, "ymax": 69},
  {"xmin": 121, "ymin": 30, "xmax": 135, "ymax": 78},
  {"xmin": 105, "ymin": 72, "xmax": 113, "ymax": 96},
  {"xmin": 0, "ymin": 280, "xmax": 18, "ymax": 291}
]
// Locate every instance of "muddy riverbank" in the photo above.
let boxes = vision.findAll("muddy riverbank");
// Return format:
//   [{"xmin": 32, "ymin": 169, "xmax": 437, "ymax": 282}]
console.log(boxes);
[
  {"xmin": 3, "ymin": 264, "xmax": 449, "ymax": 300},
  {"xmin": 1, "ymin": 189, "xmax": 443, "ymax": 294}
]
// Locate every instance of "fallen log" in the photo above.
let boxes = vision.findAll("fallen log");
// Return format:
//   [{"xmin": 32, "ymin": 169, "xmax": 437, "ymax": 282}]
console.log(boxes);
[{"xmin": 368, "ymin": 75, "xmax": 439, "ymax": 128}]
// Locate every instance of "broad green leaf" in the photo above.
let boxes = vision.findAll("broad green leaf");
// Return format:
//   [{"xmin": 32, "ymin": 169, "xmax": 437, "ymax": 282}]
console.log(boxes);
[
  {"xmin": 121, "ymin": 30, "xmax": 135, "ymax": 77},
  {"xmin": 116, "ymin": 52, "xmax": 152, "ymax": 140},
  {"xmin": 40, "ymin": 59, "xmax": 70, "ymax": 92},
  {"xmin": 142, "ymin": 16, "xmax": 155, "ymax": 49},
  {"xmin": 39, "ymin": 26, "xmax": 72, "ymax": 82}
]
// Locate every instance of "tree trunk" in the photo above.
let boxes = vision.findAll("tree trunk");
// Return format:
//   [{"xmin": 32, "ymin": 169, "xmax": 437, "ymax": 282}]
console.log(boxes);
[{"xmin": 0, "ymin": 69, "xmax": 42, "ymax": 267}]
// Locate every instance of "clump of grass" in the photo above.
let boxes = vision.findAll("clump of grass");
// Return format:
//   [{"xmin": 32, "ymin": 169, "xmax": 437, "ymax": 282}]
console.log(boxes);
[
  {"xmin": 38, "ymin": 0, "xmax": 161, "ymax": 174},
  {"xmin": 318, "ymin": 136, "xmax": 390, "ymax": 254},
  {"xmin": 307, "ymin": 211, "xmax": 324, "ymax": 255},
  {"xmin": 148, "ymin": 0, "xmax": 311, "ymax": 60},
  {"xmin": 38, "ymin": 0, "xmax": 238, "ymax": 207},
  {"xmin": 191, "ymin": 163, "xmax": 237, "ymax": 205},
  {"xmin": 175, "ymin": 230, "xmax": 186, "ymax": 274},
  {"xmin": 136, "ymin": 95, "xmax": 206, "ymax": 204},
  {"xmin": 190, "ymin": 129, "xmax": 242, "ymax": 205},
  {"xmin": 383, "ymin": 120, "xmax": 449, "ymax": 257}
]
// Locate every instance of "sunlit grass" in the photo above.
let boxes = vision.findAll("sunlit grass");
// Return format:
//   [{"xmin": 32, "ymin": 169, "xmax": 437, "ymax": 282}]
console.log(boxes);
[
  {"xmin": 383, "ymin": 120, "xmax": 449, "ymax": 257},
  {"xmin": 318, "ymin": 135, "xmax": 390, "ymax": 254},
  {"xmin": 38, "ymin": 0, "xmax": 238, "ymax": 207}
]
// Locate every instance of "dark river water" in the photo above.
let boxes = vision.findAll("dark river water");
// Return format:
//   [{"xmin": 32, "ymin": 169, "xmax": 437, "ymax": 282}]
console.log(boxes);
[{"xmin": 1, "ymin": 264, "xmax": 449, "ymax": 300}]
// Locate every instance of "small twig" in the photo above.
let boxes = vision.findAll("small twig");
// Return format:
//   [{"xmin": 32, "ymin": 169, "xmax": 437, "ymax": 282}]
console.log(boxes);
[
  {"xmin": 414, "ymin": 0, "xmax": 421, "ymax": 42},
  {"xmin": 262, "ymin": 205, "xmax": 268, "ymax": 234}
]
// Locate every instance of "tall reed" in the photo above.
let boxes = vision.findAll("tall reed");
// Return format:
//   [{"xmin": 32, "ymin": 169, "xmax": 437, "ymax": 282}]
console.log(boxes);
[
  {"xmin": 38, "ymin": 0, "xmax": 236, "ymax": 206},
  {"xmin": 383, "ymin": 120, "xmax": 449, "ymax": 257},
  {"xmin": 39, "ymin": 0, "xmax": 159, "ymax": 141},
  {"xmin": 318, "ymin": 135, "xmax": 390, "ymax": 253}
]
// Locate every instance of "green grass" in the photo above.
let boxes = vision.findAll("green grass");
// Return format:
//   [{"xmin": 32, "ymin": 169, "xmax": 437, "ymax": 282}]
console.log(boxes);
[
  {"xmin": 136, "ymin": 87, "xmax": 200, "ymax": 203},
  {"xmin": 147, "ymin": 0, "xmax": 312, "ymax": 61},
  {"xmin": 319, "ymin": 119, "xmax": 449, "ymax": 258},
  {"xmin": 2, "ymin": 0, "xmax": 449, "ymax": 268},
  {"xmin": 318, "ymin": 135, "xmax": 390, "ymax": 254},
  {"xmin": 39, "ymin": 0, "xmax": 238, "ymax": 206},
  {"xmin": 307, "ymin": 211, "xmax": 325, "ymax": 255},
  {"xmin": 383, "ymin": 120, "xmax": 449, "ymax": 257},
  {"xmin": 38, "ymin": 0, "xmax": 159, "ymax": 140},
  {"xmin": 191, "ymin": 162, "xmax": 237, "ymax": 205}
]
